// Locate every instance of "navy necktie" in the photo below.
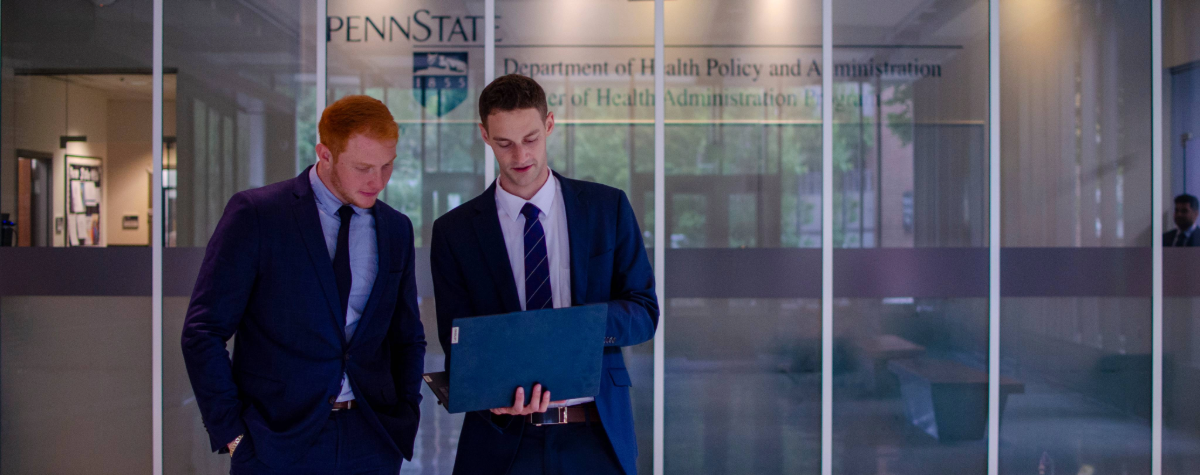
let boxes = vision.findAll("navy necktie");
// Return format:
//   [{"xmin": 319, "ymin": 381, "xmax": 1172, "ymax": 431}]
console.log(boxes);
[
  {"xmin": 522, "ymin": 203, "xmax": 553, "ymax": 311},
  {"xmin": 333, "ymin": 205, "xmax": 354, "ymax": 318}
]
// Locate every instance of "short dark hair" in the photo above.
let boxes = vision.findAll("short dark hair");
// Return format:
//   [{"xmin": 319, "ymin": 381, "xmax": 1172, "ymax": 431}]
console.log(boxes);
[
  {"xmin": 1176, "ymin": 194, "xmax": 1200, "ymax": 210},
  {"xmin": 478, "ymin": 74, "xmax": 548, "ymax": 129}
]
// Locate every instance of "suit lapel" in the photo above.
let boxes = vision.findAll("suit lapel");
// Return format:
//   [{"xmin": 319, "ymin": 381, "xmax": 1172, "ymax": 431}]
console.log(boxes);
[
  {"xmin": 292, "ymin": 169, "xmax": 347, "ymax": 341},
  {"xmin": 351, "ymin": 205, "xmax": 391, "ymax": 347},
  {"xmin": 473, "ymin": 183, "xmax": 523, "ymax": 313},
  {"xmin": 557, "ymin": 173, "xmax": 590, "ymax": 306}
]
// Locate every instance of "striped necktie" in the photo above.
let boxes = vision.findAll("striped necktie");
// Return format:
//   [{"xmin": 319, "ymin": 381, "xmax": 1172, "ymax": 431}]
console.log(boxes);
[{"xmin": 521, "ymin": 203, "xmax": 553, "ymax": 311}]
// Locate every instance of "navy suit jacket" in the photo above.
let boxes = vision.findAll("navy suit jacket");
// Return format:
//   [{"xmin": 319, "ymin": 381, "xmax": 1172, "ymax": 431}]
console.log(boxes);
[
  {"xmin": 1163, "ymin": 228, "xmax": 1200, "ymax": 247},
  {"xmin": 431, "ymin": 172, "xmax": 659, "ymax": 475},
  {"xmin": 181, "ymin": 168, "xmax": 426, "ymax": 467}
]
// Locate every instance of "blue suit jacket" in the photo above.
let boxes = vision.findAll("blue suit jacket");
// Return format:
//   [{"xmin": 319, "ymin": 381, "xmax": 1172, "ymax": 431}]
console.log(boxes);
[
  {"xmin": 1163, "ymin": 228, "xmax": 1200, "ymax": 247},
  {"xmin": 431, "ymin": 172, "xmax": 659, "ymax": 475},
  {"xmin": 181, "ymin": 168, "xmax": 426, "ymax": 467}
]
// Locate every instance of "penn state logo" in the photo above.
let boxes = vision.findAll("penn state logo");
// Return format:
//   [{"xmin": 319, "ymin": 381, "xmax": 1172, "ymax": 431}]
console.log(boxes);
[{"xmin": 413, "ymin": 52, "xmax": 469, "ymax": 117}]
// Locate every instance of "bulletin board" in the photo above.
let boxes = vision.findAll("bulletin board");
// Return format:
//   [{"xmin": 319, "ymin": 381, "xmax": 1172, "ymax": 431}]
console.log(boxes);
[{"xmin": 65, "ymin": 155, "xmax": 102, "ymax": 247}]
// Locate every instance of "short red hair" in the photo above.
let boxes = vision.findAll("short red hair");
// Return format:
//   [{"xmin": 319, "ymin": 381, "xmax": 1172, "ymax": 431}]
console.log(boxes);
[{"xmin": 318, "ymin": 95, "xmax": 399, "ymax": 159}]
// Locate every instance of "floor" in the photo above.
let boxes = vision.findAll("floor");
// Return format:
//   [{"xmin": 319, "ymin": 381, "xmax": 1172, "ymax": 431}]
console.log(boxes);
[{"xmin": 401, "ymin": 353, "xmax": 1194, "ymax": 475}]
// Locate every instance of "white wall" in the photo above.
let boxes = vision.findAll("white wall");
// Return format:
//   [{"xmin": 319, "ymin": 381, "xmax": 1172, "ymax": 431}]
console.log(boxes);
[
  {"xmin": 12, "ymin": 76, "xmax": 175, "ymax": 247},
  {"xmin": 15, "ymin": 77, "xmax": 109, "ymax": 247},
  {"xmin": 1167, "ymin": 0, "xmax": 1200, "ymax": 69},
  {"xmin": 106, "ymin": 100, "xmax": 176, "ymax": 246}
]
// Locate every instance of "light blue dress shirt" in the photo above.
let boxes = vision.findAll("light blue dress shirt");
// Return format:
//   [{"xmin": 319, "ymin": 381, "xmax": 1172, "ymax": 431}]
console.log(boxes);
[{"xmin": 309, "ymin": 166, "xmax": 378, "ymax": 402}]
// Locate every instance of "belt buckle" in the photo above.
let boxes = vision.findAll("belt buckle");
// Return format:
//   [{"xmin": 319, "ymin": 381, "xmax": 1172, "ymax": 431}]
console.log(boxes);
[{"xmin": 532, "ymin": 407, "xmax": 568, "ymax": 426}]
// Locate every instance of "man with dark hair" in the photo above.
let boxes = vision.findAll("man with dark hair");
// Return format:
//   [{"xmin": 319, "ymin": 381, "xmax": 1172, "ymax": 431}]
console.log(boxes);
[
  {"xmin": 1166, "ymin": 193, "xmax": 1200, "ymax": 247},
  {"xmin": 431, "ymin": 73, "xmax": 658, "ymax": 474},
  {"xmin": 182, "ymin": 95, "xmax": 426, "ymax": 474},
  {"xmin": 477, "ymin": 73, "xmax": 550, "ymax": 127}
]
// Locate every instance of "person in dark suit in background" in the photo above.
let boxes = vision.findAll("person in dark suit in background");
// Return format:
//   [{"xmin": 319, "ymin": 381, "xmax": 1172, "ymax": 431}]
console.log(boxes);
[
  {"xmin": 430, "ymin": 74, "xmax": 659, "ymax": 475},
  {"xmin": 181, "ymin": 95, "xmax": 426, "ymax": 474},
  {"xmin": 1165, "ymin": 194, "xmax": 1200, "ymax": 247}
]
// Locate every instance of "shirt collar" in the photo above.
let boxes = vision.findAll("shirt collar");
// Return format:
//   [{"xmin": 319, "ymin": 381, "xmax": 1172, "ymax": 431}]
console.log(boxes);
[
  {"xmin": 1184, "ymin": 222, "xmax": 1199, "ymax": 236},
  {"xmin": 495, "ymin": 170, "xmax": 557, "ymax": 222},
  {"xmin": 309, "ymin": 165, "xmax": 370, "ymax": 217}
]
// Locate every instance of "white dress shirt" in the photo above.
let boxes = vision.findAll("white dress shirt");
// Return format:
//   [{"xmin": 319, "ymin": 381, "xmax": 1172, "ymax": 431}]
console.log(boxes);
[
  {"xmin": 1174, "ymin": 223, "xmax": 1199, "ymax": 246},
  {"xmin": 494, "ymin": 171, "xmax": 592, "ymax": 407}
]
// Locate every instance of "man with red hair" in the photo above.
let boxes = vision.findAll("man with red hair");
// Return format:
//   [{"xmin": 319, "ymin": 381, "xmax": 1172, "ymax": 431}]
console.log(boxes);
[{"xmin": 182, "ymin": 95, "xmax": 426, "ymax": 474}]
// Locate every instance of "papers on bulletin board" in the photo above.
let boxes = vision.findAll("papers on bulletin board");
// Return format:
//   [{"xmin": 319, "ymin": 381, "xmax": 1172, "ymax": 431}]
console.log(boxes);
[
  {"xmin": 82, "ymin": 181, "xmax": 99, "ymax": 206},
  {"xmin": 73, "ymin": 215, "xmax": 89, "ymax": 244},
  {"xmin": 70, "ymin": 181, "xmax": 85, "ymax": 213},
  {"xmin": 70, "ymin": 168, "xmax": 80, "ymax": 180},
  {"xmin": 71, "ymin": 215, "xmax": 79, "ymax": 244}
]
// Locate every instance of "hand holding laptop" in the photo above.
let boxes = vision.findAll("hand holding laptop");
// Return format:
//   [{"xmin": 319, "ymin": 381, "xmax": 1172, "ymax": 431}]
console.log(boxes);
[
  {"xmin": 442, "ymin": 304, "xmax": 607, "ymax": 414},
  {"xmin": 489, "ymin": 384, "xmax": 565, "ymax": 416}
]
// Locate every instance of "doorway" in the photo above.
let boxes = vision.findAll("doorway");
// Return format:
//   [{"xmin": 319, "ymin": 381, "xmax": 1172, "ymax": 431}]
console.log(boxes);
[{"xmin": 16, "ymin": 150, "xmax": 54, "ymax": 247}]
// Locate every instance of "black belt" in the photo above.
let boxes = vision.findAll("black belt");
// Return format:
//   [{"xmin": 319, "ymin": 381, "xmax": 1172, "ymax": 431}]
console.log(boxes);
[{"xmin": 527, "ymin": 402, "xmax": 600, "ymax": 426}]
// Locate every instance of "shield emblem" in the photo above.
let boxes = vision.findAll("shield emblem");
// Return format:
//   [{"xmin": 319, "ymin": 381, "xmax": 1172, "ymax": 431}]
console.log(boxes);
[{"xmin": 413, "ymin": 52, "xmax": 469, "ymax": 117}]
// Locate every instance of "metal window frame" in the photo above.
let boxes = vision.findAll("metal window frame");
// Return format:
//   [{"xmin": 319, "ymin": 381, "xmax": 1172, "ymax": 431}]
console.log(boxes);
[
  {"xmin": 653, "ymin": 1, "xmax": 666, "ymax": 475},
  {"xmin": 821, "ymin": 1, "xmax": 834, "ymax": 475},
  {"xmin": 151, "ymin": 1, "xmax": 164, "ymax": 474},
  {"xmin": 1152, "ymin": 0, "xmax": 1165, "ymax": 474},
  {"xmin": 987, "ymin": 0, "xmax": 1001, "ymax": 473}
]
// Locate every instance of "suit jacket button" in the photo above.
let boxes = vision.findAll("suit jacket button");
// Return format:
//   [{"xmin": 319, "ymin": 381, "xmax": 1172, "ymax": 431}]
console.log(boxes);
[
  {"xmin": 329, "ymin": 396, "xmax": 336, "ymax": 404},
  {"xmin": 343, "ymin": 353, "xmax": 350, "ymax": 362}
]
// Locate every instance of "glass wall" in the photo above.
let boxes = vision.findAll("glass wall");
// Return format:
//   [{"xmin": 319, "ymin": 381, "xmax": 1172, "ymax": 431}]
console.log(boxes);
[
  {"xmin": 1000, "ymin": 0, "xmax": 1153, "ymax": 473},
  {"xmin": 0, "ymin": 1, "xmax": 1190, "ymax": 474},
  {"xmin": 0, "ymin": 1, "xmax": 154, "ymax": 473},
  {"xmin": 324, "ymin": 0, "xmax": 483, "ymax": 471},
  {"xmin": 494, "ymin": 1, "xmax": 658, "ymax": 472},
  {"xmin": 161, "ymin": 2, "xmax": 317, "ymax": 474},
  {"xmin": 1164, "ymin": 0, "xmax": 1200, "ymax": 472},
  {"xmin": 831, "ymin": 1, "xmax": 991, "ymax": 474},
  {"xmin": 662, "ymin": 1, "xmax": 823, "ymax": 473}
]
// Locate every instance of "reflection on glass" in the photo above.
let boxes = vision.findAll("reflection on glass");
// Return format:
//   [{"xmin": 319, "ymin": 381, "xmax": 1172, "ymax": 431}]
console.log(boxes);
[
  {"xmin": 162, "ymin": 2, "xmax": 317, "ymax": 474},
  {"xmin": 663, "ymin": 0, "xmax": 822, "ymax": 473},
  {"xmin": 2, "ymin": 297, "xmax": 153, "ymax": 474},
  {"xmin": 1163, "ymin": 0, "xmax": 1200, "ymax": 472},
  {"xmin": 0, "ymin": 0, "xmax": 155, "ymax": 473},
  {"xmin": 1163, "ymin": 298, "xmax": 1200, "ymax": 474},
  {"xmin": 666, "ymin": 298, "xmax": 821, "ymax": 474},
  {"xmin": 1000, "ymin": 298, "xmax": 1151, "ymax": 473},
  {"xmin": 493, "ymin": 0, "xmax": 657, "ymax": 472},
  {"xmin": 830, "ymin": 0, "xmax": 990, "ymax": 473},
  {"xmin": 1000, "ymin": 0, "xmax": 1152, "ymax": 473},
  {"xmin": 834, "ymin": 299, "xmax": 990, "ymax": 474},
  {"xmin": 495, "ymin": 0, "xmax": 656, "ymax": 238},
  {"xmin": 329, "ymin": 0, "xmax": 486, "ymax": 247}
]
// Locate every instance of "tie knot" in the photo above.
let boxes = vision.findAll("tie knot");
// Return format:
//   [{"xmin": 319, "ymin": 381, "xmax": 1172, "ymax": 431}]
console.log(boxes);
[
  {"xmin": 521, "ymin": 203, "xmax": 541, "ymax": 221},
  {"xmin": 337, "ymin": 205, "xmax": 355, "ymax": 222}
]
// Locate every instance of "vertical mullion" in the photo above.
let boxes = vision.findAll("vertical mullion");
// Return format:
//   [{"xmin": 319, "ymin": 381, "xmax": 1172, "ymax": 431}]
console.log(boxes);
[
  {"xmin": 317, "ymin": 0, "xmax": 327, "ymax": 127},
  {"xmin": 987, "ymin": 0, "xmax": 1001, "ymax": 473},
  {"xmin": 1152, "ymin": 0, "xmax": 1164, "ymax": 473},
  {"xmin": 820, "ymin": 1, "xmax": 833, "ymax": 474},
  {"xmin": 484, "ymin": 0, "xmax": 496, "ymax": 186},
  {"xmin": 652, "ymin": 0, "xmax": 666, "ymax": 474},
  {"xmin": 151, "ymin": 0, "xmax": 164, "ymax": 473}
]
